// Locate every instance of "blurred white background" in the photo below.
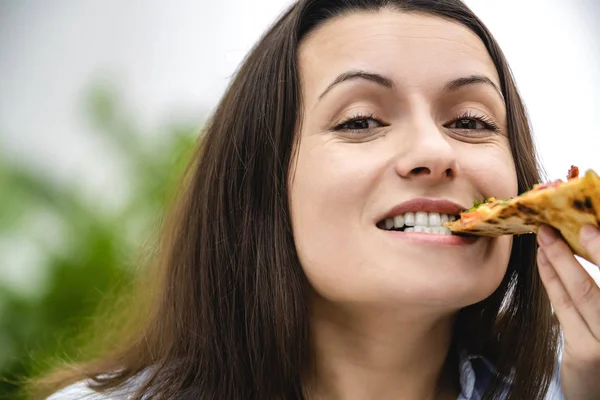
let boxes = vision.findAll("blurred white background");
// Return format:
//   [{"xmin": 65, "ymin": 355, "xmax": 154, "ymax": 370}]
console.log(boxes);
[{"xmin": 1, "ymin": 0, "xmax": 599, "ymax": 281}]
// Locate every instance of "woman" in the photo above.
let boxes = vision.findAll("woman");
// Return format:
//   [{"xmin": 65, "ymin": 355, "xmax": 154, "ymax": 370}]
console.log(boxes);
[{"xmin": 39, "ymin": 0, "xmax": 600, "ymax": 399}]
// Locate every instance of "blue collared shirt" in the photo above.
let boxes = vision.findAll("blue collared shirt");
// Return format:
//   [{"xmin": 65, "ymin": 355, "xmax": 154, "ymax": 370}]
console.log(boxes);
[{"xmin": 458, "ymin": 351, "xmax": 565, "ymax": 400}]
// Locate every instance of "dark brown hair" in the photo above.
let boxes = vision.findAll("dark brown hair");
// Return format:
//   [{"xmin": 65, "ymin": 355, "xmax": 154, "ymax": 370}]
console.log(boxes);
[{"xmin": 34, "ymin": 0, "xmax": 559, "ymax": 399}]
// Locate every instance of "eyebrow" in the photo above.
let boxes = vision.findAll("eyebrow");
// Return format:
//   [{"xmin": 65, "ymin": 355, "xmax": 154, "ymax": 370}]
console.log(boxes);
[
  {"xmin": 317, "ymin": 70, "xmax": 504, "ymax": 101},
  {"xmin": 443, "ymin": 74, "xmax": 504, "ymax": 100},
  {"xmin": 318, "ymin": 70, "xmax": 395, "ymax": 100}
]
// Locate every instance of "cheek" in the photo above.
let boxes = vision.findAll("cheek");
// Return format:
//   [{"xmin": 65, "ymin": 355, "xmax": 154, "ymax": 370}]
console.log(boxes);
[
  {"xmin": 289, "ymin": 140, "xmax": 382, "ymax": 231},
  {"xmin": 288, "ymin": 141, "xmax": 384, "ymax": 295},
  {"xmin": 459, "ymin": 142, "xmax": 518, "ymax": 198}
]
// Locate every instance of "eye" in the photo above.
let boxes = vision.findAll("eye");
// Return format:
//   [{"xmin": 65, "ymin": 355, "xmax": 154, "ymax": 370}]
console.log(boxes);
[
  {"xmin": 333, "ymin": 114, "xmax": 385, "ymax": 132},
  {"xmin": 452, "ymin": 118, "xmax": 485, "ymax": 130},
  {"xmin": 445, "ymin": 112, "xmax": 500, "ymax": 133}
]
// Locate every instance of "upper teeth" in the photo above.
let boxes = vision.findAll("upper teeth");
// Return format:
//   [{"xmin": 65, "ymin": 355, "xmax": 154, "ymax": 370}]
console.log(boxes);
[{"xmin": 382, "ymin": 212, "xmax": 456, "ymax": 232}]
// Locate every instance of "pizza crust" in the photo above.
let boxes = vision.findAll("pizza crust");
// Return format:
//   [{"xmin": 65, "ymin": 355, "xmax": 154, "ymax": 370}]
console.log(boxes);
[{"xmin": 445, "ymin": 170, "xmax": 600, "ymax": 263}]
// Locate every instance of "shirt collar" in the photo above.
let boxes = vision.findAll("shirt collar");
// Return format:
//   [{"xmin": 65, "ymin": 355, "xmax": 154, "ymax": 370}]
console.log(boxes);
[{"xmin": 458, "ymin": 350, "xmax": 512, "ymax": 399}]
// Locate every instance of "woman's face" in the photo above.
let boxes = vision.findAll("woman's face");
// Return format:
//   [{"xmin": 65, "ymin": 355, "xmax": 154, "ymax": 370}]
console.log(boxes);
[{"xmin": 289, "ymin": 10, "xmax": 518, "ymax": 309}]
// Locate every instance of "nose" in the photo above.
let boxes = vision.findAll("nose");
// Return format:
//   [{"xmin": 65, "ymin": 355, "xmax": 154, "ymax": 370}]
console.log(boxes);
[{"xmin": 394, "ymin": 118, "xmax": 458, "ymax": 183}]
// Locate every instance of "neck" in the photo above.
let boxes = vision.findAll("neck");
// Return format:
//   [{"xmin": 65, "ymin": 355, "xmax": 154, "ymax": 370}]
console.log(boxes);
[{"xmin": 305, "ymin": 296, "xmax": 459, "ymax": 400}]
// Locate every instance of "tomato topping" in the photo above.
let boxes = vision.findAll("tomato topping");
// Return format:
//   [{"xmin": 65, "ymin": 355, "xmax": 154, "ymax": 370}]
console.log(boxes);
[
  {"xmin": 460, "ymin": 211, "xmax": 482, "ymax": 224},
  {"xmin": 567, "ymin": 165, "xmax": 579, "ymax": 180},
  {"xmin": 534, "ymin": 180, "xmax": 563, "ymax": 191}
]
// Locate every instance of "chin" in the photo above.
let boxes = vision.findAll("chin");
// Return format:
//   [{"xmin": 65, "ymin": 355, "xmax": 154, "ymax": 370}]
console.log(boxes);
[
  {"xmin": 366, "ymin": 257, "xmax": 508, "ymax": 309},
  {"xmin": 302, "ymin": 240, "xmax": 511, "ymax": 309},
  {"xmin": 419, "ymin": 269, "xmax": 505, "ymax": 308}
]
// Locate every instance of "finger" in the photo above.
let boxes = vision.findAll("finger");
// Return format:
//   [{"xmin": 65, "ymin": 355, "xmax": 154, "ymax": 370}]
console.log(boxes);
[
  {"xmin": 537, "ymin": 225, "xmax": 600, "ymax": 341},
  {"xmin": 579, "ymin": 224, "xmax": 600, "ymax": 266},
  {"xmin": 537, "ymin": 247, "xmax": 596, "ymax": 342}
]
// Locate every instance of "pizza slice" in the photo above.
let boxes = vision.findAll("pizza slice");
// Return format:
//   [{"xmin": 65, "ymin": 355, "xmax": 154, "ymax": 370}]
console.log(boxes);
[{"xmin": 444, "ymin": 166, "xmax": 600, "ymax": 263}]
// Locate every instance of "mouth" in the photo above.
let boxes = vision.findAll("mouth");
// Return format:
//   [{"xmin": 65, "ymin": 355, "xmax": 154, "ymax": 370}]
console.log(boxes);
[
  {"xmin": 375, "ymin": 198, "xmax": 469, "ymax": 236},
  {"xmin": 376, "ymin": 211, "xmax": 459, "ymax": 235}
]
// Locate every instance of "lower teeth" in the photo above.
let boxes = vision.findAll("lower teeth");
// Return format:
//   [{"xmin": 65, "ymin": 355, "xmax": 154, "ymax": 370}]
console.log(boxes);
[{"xmin": 404, "ymin": 226, "xmax": 451, "ymax": 235}]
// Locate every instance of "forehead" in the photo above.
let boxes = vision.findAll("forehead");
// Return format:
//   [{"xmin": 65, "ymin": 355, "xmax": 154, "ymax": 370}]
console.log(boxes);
[{"xmin": 298, "ymin": 10, "xmax": 500, "ymax": 100}]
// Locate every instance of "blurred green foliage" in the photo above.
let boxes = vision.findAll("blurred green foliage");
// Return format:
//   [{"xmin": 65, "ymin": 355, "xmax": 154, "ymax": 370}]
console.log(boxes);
[{"xmin": 0, "ymin": 84, "xmax": 198, "ymax": 399}]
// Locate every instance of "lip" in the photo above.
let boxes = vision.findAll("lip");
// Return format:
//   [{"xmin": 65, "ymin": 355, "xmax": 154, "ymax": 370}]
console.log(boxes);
[
  {"xmin": 376, "ymin": 197, "xmax": 477, "ymax": 246},
  {"xmin": 382, "ymin": 230, "xmax": 479, "ymax": 246},
  {"xmin": 377, "ymin": 197, "xmax": 468, "ymax": 222}
]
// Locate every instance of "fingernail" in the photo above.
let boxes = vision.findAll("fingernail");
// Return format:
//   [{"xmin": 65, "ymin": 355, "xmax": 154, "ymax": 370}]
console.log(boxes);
[
  {"xmin": 537, "ymin": 248, "xmax": 548, "ymax": 265},
  {"xmin": 538, "ymin": 225, "xmax": 557, "ymax": 245},
  {"xmin": 580, "ymin": 225, "xmax": 599, "ymax": 243}
]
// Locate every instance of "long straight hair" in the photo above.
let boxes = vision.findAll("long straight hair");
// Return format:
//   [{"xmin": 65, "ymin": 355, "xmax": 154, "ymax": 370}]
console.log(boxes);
[{"xmin": 34, "ymin": 1, "xmax": 559, "ymax": 399}]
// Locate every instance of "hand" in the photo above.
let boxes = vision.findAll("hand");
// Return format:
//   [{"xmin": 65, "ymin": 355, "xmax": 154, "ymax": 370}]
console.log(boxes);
[{"xmin": 537, "ymin": 224, "xmax": 600, "ymax": 400}]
